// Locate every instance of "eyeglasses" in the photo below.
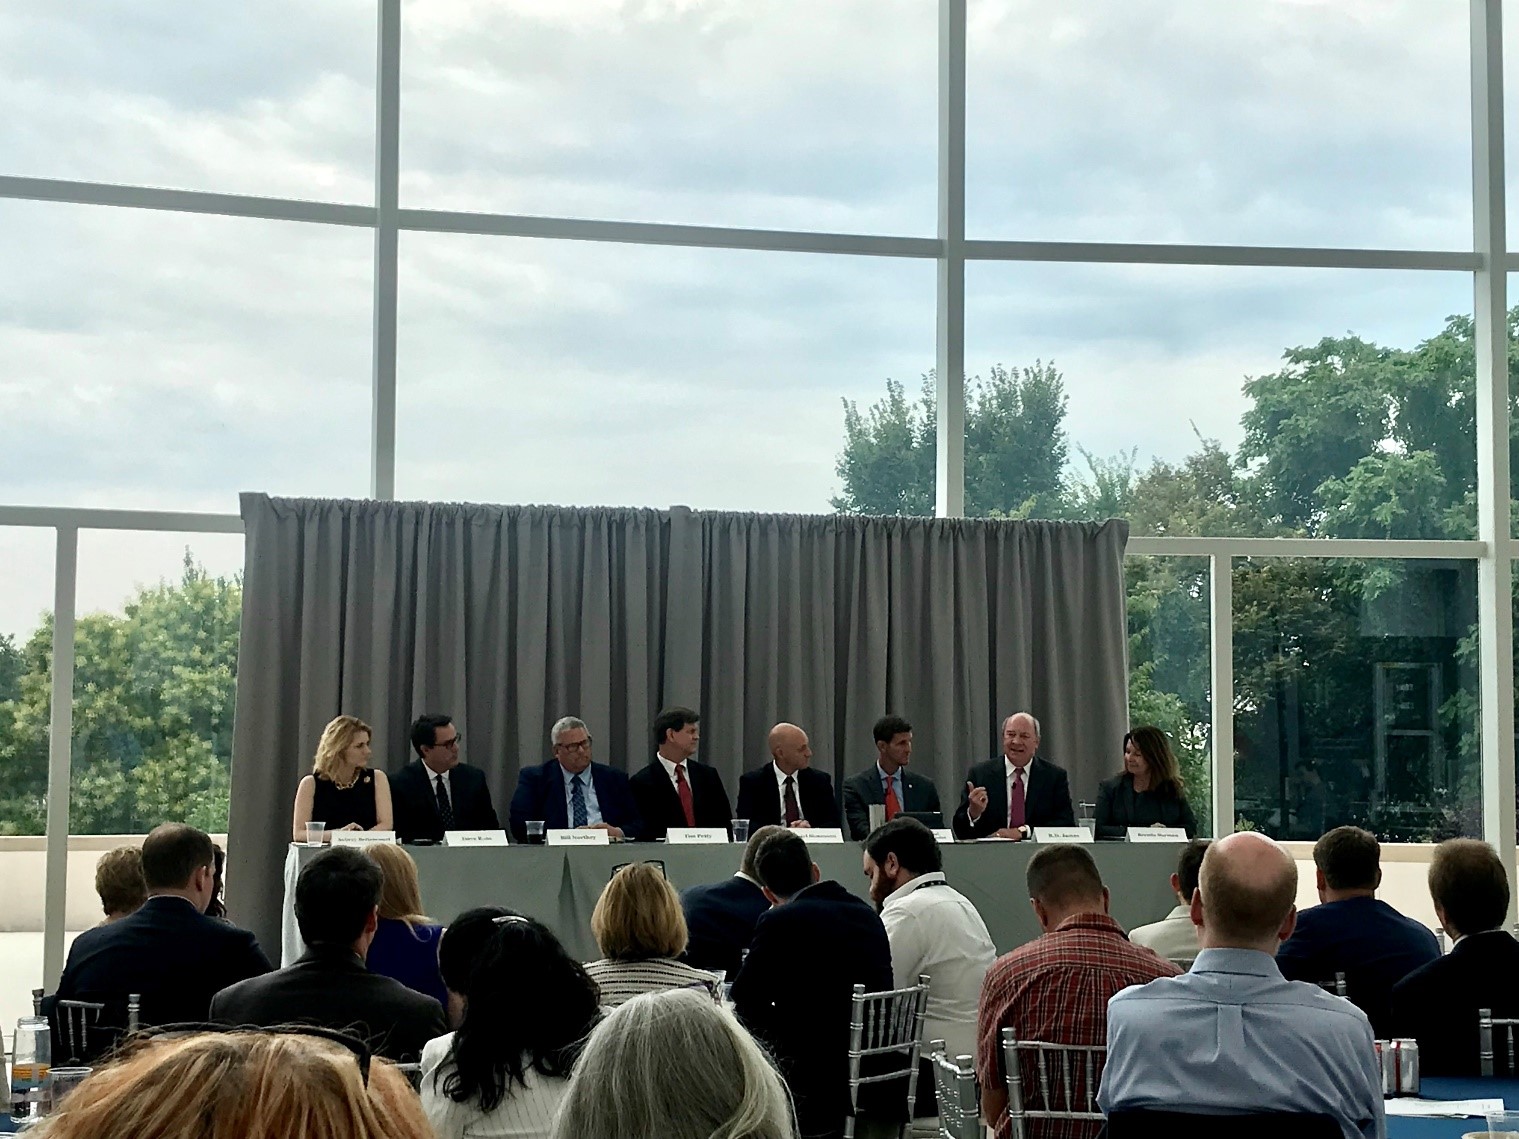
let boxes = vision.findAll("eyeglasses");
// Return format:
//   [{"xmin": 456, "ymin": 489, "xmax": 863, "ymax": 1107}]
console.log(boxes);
[
  {"xmin": 612, "ymin": 859, "xmax": 667, "ymax": 878},
  {"xmin": 431, "ymin": 735, "xmax": 462, "ymax": 750},
  {"xmin": 140, "ymin": 1022, "xmax": 372, "ymax": 1085},
  {"xmin": 555, "ymin": 739, "xmax": 592, "ymax": 752}
]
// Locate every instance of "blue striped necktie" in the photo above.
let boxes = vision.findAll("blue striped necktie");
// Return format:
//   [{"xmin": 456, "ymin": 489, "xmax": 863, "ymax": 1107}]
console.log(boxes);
[{"xmin": 571, "ymin": 773, "xmax": 588, "ymax": 827}]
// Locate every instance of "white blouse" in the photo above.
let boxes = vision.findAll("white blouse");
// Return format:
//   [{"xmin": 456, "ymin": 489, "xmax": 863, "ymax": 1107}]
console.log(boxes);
[{"xmin": 419, "ymin": 1032, "xmax": 568, "ymax": 1139}]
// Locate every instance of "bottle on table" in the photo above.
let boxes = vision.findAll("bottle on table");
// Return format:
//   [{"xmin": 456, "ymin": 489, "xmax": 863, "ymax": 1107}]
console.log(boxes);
[{"xmin": 11, "ymin": 1011, "xmax": 49, "ymax": 1124}]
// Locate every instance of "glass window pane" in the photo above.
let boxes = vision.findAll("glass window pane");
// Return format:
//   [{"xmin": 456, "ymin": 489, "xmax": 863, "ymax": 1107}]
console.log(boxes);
[
  {"xmin": 400, "ymin": 1, "xmax": 936, "ymax": 235},
  {"xmin": 968, "ymin": 0, "xmax": 1470, "ymax": 248},
  {"xmin": 0, "ymin": 528, "xmax": 54, "ymax": 835},
  {"xmin": 68, "ymin": 532, "xmax": 243, "ymax": 837},
  {"xmin": 0, "ymin": 201, "xmax": 372, "ymax": 511},
  {"xmin": 1232, "ymin": 557, "xmax": 1479, "ymax": 843},
  {"xmin": 396, "ymin": 237, "xmax": 934, "ymax": 512},
  {"xmin": 965, "ymin": 264, "xmax": 1474, "ymax": 538},
  {"xmin": 2, "ymin": 1, "xmax": 375, "ymax": 201}
]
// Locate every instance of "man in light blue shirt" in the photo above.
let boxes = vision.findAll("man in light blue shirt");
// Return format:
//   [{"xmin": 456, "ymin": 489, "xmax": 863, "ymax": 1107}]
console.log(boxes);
[{"xmin": 1099, "ymin": 831, "xmax": 1384, "ymax": 1139}]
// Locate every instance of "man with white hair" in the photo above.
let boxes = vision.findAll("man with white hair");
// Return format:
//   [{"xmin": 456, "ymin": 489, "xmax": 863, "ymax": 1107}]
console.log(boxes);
[
  {"xmin": 953, "ymin": 712, "xmax": 1074, "ymax": 840},
  {"xmin": 1099, "ymin": 831, "xmax": 1384, "ymax": 1139},
  {"xmin": 507, "ymin": 716, "xmax": 645, "ymax": 840}
]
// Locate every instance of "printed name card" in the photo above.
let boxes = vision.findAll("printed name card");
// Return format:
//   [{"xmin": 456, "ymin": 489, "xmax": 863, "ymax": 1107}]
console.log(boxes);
[
  {"xmin": 330, "ymin": 830, "xmax": 397, "ymax": 846},
  {"xmin": 547, "ymin": 829, "xmax": 610, "ymax": 846},
  {"xmin": 666, "ymin": 827, "xmax": 730, "ymax": 844},
  {"xmin": 444, "ymin": 830, "xmax": 509, "ymax": 847},
  {"xmin": 797, "ymin": 828, "xmax": 845, "ymax": 844},
  {"xmin": 931, "ymin": 829, "xmax": 958, "ymax": 844},
  {"xmin": 1127, "ymin": 826, "xmax": 1189, "ymax": 843},
  {"xmin": 1034, "ymin": 826, "xmax": 1094, "ymax": 844}
]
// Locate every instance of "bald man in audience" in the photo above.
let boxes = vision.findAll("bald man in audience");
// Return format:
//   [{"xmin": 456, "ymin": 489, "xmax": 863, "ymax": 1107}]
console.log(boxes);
[
  {"xmin": 1100, "ymin": 832, "xmax": 1384, "ymax": 1139},
  {"xmin": 976, "ymin": 844, "xmax": 1178, "ymax": 1139},
  {"xmin": 734, "ymin": 722, "xmax": 841, "ymax": 830}
]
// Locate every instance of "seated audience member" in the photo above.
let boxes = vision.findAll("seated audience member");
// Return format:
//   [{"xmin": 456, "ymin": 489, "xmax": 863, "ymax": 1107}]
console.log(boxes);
[
  {"xmin": 732, "ymin": 828, "xmax": 893, "ymax": 1139},
  {"xmin": 422, "ymin": 911, "xmax": 601, "ymax": 1139},
  {"xmin": 953, "ymin": 713, "xmax": 1075, "ymax": 840},
  {"xmin": 843, "ymin": 715, "xmax": 942, "ymax": 840},
  {"xmin": 293, "ymin": 714, "xmax": 394, "ymax": 842},
  {"xmin": 205, "ymin": 843, "xmax": 228, "ymax": 921},
  {"xmin": 1094, "ymin": 727, "xmax": 1198, "ymax": 839},
  {"xmin": 211, "ymin": 846, "xmax": 447, "ymax": 1062},
  {"xmin": 1390, "ymin": 838, "xmax": 1519, "ymax": 1076},
  {"xmin": 735, "ymin": 722, "xmax": 841, "ymax": 830},
  {"xmin": 364, "ymin": 843, "xmax": 448, "ymax": 1008},
  {"xmin": 1128, "ymin": 839, "xmax": 1209, "ymax": 963},
  {"xmin": 391, "ymin": 713, "xmax": 501, "ymax": 843},
  {"xmin": 865, "ymin": 818, "xmax": 995, "ymax": 1064},
  {"xmin": 57, "ymin": 823, "xmax": 271, "ymax": 1031},
  {"xmin": 1100, "ymin": 832, "xmax": 1383, "ymax": 1139},
  {"xmin": 1277, "ymin": 826, "xmax": 1438, "ymax": 1036},
  {"xmin": 31, "ymin": 1030, "xmax": 430, "ymax": 1139},
  {"xmin": 508, "ymin": 716, "xmax": 645, "ymax": 841},
  {"xmin": 437, "ymin": 907, "xmax": 515, "ymax": 1027},
  {"xmin": 584, "ymin": 862, "xmax": 721, "ymax": 1005},
  {"xmin": 629, "ymin": 707, "xmax": 734, "ymax": 839},
  {"xmin": 92, "ymin": 846, "xmax": 146, "ymax": 925},
  {"xmin": 681, "ymin": 824, "xmax": 783, "ymax": 979},
  {"xmin": 977, "ymin": 844, "xmax": 1179, "ymax": 1139},
  {"xmin": 549, "ymin": 989, "xmax": 794, "ymax": 1139}
]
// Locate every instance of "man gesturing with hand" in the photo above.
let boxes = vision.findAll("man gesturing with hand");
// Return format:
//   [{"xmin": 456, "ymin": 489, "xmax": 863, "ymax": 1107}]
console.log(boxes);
[{"xmin": 952, "ymin": 713, "xmax": 1075, "ymax": 840}]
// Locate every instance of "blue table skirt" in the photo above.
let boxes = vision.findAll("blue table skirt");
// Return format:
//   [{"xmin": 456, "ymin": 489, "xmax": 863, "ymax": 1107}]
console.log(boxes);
[{"xmin": 1389, "ymin": 1076, "xmax": 1519, "ymax": 1139}]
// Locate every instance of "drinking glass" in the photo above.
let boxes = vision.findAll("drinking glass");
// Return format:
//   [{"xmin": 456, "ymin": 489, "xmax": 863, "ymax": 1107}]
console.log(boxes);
[
  {"xmin": 731, "ymin": 819, "xmax": 750, "ymax": 843},
  {"xmin": 305, "ymin": 821, "xmax": 325, "ymax": 847},
  {"xmin": 43, "ymin": 1067, "xmax": 92, "ymax": 1114},
  {"xmin": 526, "ymin": 820, "xmax": 545, "ymax": 844}
]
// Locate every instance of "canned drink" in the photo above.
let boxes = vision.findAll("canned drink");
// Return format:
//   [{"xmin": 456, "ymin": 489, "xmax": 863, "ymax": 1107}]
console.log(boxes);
[
  {"xmin": 1374, "ymin": 1040, "xmax": 1396, "ymax": 1096},
  {"xmin": 1394, "ymin": 1038, "xmax": 1420, "ymax": 1096}
]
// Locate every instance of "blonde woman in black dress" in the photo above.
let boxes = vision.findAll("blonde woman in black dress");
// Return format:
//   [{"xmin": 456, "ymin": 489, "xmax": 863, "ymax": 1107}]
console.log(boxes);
[{"xmin": 292, "ymin": 714, "xmax": 394, "ymax": 842}]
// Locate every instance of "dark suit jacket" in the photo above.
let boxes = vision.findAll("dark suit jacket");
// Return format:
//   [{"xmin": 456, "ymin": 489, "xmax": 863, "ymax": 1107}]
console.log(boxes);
[
  {"xmin": 681, "ymin": 874, "xmax": 772, "ymax": 980},
  {"xmin": 1276, "ymin": 895, "xmax": 1439, "ymax": 1037},
  {"xmin": 1094, "ymin": 773, "xmax": 1199, "ymax": 840},
  {"xmin": 389, "ymin": 759, "xmax": 500, "ymax": 843},
  {"xmin": 56, "ymin": 896, "xmax": 272, "ymax": 1041},
  {"xmin": 628, "ymin": 758, "xmax": 734, "ymax": 839},
  {"xmin": 508, "ymin": 759, "xmax": 645, "ymax": 841},
  {"xmin": 731, "ymin": 880, "xmax": 895, "ymax": 1139},
  {"xmin": 735, "ymin": 765, "xmax": 841, "ymax": 830},
  {"xmin": 210, "ymin": 944, "xmax": 448, "ymax": 1062},
  {"xmin": 842, "ymin": 765, "xmax": 943, "ymax": 840},
  {"xmin": 951, "ymin": 755, "xmax": 1075, "ymax": 839},
  {"xmin": 1389, "ymin": 928, "xmax": 1519, "ymax": 1076}
]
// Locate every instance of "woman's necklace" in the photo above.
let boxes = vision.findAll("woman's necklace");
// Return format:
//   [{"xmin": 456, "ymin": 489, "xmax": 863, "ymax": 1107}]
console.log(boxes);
[{"xmin": 332, "ymin": 766, "xmax": 363, "ymax": 791}]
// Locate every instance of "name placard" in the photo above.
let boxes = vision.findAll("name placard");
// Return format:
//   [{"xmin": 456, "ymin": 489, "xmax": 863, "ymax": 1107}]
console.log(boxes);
[
  {"xmin": 666, "ymin": 827, "xmax": 729, "ymax": 844},
  {"xmin": 931, "ymin": 829, "xmax": 958, "ymax": 844},
  {"xmin": 797, "ymin": 828, "xmax": 845, "ymax": 844},
  {"xmin": 547, "ymin": 829, "xmax": 610, "ymax": 847},
  {"xmin": 1035, "ymin": 826, "xmax": 1094, "ymax": 844},
  {"xmin": 330, "ymin": 830, "xmax": 396, "ymax": 846},
  {"xmin": 1127, "ymin": 826, "xmax": 1189, "ymax": 843},
  {"xmin": 444, "ymin": 829, "xmax": 509, "ymax": 847}
]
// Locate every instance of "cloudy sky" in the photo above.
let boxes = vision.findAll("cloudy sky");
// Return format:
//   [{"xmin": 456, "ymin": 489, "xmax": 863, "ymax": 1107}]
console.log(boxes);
[{"xmin": 0, "ymin": 0, "xmax": 1497, "ymax": 637}]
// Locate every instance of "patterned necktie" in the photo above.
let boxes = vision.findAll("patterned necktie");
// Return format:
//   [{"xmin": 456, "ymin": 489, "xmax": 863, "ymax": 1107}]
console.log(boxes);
[
  {"xmin": 1009, "ymin": 767, "xmax": 1026, "ymax": 830},
  {"xmin": 571, "ymin": 773, "xmax": 588, "ymax": 827},
  {"xmin": 783, "ymin": 775, "xmax": 801, "ymax": 826},
  {"xmin": 883, "ymin": 774, "xmax": 901, "ymax": 820},
  {"xmin": 675, "ymin": 763, "xmax": 696, "ymax": 827},
  {"xmin": 434, "ymin": 774, "xmax": 455, "ymax": 829}
]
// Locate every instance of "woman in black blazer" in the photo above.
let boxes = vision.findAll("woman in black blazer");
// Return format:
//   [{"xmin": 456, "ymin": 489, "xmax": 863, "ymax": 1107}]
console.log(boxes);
[{"xmin": 1094, "ymin": 726, "xmax": 1198, "ymax": 839}]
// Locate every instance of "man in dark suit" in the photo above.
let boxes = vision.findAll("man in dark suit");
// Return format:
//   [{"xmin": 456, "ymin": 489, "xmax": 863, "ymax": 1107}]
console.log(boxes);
[
  {"xmin": 629, "ymin": 706, "xmax": 734, "ymax": 839},
  {"xmin": 1390, "ymin": 838, "xmax": 1519, "ymax": 1075},
  {"xmin": 734, "ymin": 722, "xmax": 841, "ymax": 830},
  {"xmin": 211, "ymin": 846, "xmax": 447, "ymax": 1062},
  {"xmin": 508, "ymin": 715, "xmax": 645, "ymax": 841},
  {"xmin": 681, "ymin": 824, "xmax": 782, "ymax": 978},
  {"xmin": 843, "ymin": 715, "xmax": 943, "ymax": 840},
  {"xmin": 55, "ymin": 824, "xmax": 272, "ymax": 1051},
  {"xmin": 732, "ymin": 829, "xmax": 896, "ymax": 1139},
  {"xmin": 1276, "ymin": 826, "xmax": 1439, "ymax": 1036},
  {"xmin": 390, "ymin": 713, "xmax": 501, "ymax": 843},
  {"xmin": 952, "ymin": 711, "xmax": 1074, "ymax": 840}
]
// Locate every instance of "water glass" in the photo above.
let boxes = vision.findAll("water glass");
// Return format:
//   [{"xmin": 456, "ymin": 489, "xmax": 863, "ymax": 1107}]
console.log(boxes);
[
  {"xmin": 731, "ymin": 819, "xmax": 749, "ymax": 843},
  {"xmin": 305, "ymin": 821, "xmax": 325, "ymax": 847},
  {"xmin": 1486, "ymin": 1111, "xmax": 1519, "ymax": 1136},
  {"xmin": 526, "ymin": 820, "xmax": 545, "ymax": 844},
  {"xmin": 43, "ymin": 1067, "xmax": 92, "ymax": 1115}
]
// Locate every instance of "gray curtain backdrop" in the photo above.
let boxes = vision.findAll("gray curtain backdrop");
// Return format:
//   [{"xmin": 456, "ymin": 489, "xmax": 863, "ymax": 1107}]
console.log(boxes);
[{"xmin": 229, "ymin": 493, "xmax": 1130, "ymax": 956}]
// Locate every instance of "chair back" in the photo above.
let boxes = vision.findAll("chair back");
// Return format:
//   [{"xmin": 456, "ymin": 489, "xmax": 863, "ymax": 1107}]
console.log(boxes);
[
  {"xmin": 842, "ymin": 974, "xmax": 931, "ymax": 1139},
  {"xmin": 1316, "ymin": 972, "xmax": 1348, "ymax": 999},
  {"xmin": 48, "ymin": 991, "xmax": 143, "ymax": 1065},
  {"xmin": 926, "ymin": 1041, "xmax": 980, "ymax": 1139},
  {"xmin": 1480, "ymin": 1008, "xmax": 1519, "ymax": 1077},
  {"xmin": 1105, "ymin": 1109, "xmax": 1342, "ymax": 1139},
  {"xmin": 1000, "ymin": 1029, "xmax": 1106, "ymax": 1139},
  {"xmin": 392, "ymin": 1061, "xmax": 423, "ymax": 1091},
  {"xmin": 54, "ymin": 1001, "xmax": 105, "ymax": 1065}
]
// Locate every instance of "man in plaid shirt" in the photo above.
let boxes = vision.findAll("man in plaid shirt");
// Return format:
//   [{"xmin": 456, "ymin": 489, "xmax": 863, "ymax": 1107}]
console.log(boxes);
[{"xmin": 976, "ymin": 844, "xmax": 1179, "ymax": 1139}]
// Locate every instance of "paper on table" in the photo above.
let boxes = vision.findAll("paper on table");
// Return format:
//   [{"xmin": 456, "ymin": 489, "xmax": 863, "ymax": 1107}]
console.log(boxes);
[{"xmin": 1382, "ymin": 1098, "xmax": 1504, "ymax": 1117}]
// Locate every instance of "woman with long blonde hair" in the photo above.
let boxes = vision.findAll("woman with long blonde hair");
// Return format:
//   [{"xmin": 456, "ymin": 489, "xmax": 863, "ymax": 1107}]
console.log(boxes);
[
  {"xmin": 292, "ymin": 715, "xmax": 394, "ymax": 843},
  {"xmin": 364, "ymin": 843, "xmax": 447, "ymax": 1008}
]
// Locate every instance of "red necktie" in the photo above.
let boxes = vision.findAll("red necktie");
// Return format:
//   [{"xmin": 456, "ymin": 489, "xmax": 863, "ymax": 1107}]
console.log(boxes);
[
  {"xmin": 883, "ymin": 776, "xmax": 901, "ymax": 820},
  {"xmin": 675, "ymin": 763, "xmax": 696, "ymax": 827},
  {"xmin": 783, "ymin": 775, "xmax": 801, "ymax": 826},
  {"xmin": 1009, "ymin": 768, "xmax": 1026, "ymax": 830}
]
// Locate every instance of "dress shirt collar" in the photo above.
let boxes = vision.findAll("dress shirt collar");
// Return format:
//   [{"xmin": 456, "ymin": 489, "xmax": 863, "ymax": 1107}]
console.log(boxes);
[
  {"xmin": 1005, "ymin": 756, "xmax": 1032, "ymax": 780},
  {"xmin": 426, "ymin": 765, "xmax": 451, "ymax": 790},
  {"xmin": 882, "ymin": 871, "xmax": 947, "ymax": 910},
  {"xmin": 734, "ymin": 870, "xmax": 764, "ymax": 889},
  {"xmin": 657, "ymin": 754, "xmax": 688, "ymax": 783},
  {"xmin": 142, "ymin": 894, "xmax": 201, "ymax": 913},
  {"xmin": 773, "ymin": 762, "xmax": 799, "ymax": 791},
  {"xmin": 1051, "ymin": 912, "xmax": 1127, "ymax": 939},
  {"xmin": 1190, "ymin": 946, "xmax": 1283, "ymax": 977},
  {"xmin": 1163, "ymin": 903, "xmax": 1191, "ymax": 922},
  {"xmin": 558, "ymin": 761, "xmax": 589, "ymax": 789}
]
